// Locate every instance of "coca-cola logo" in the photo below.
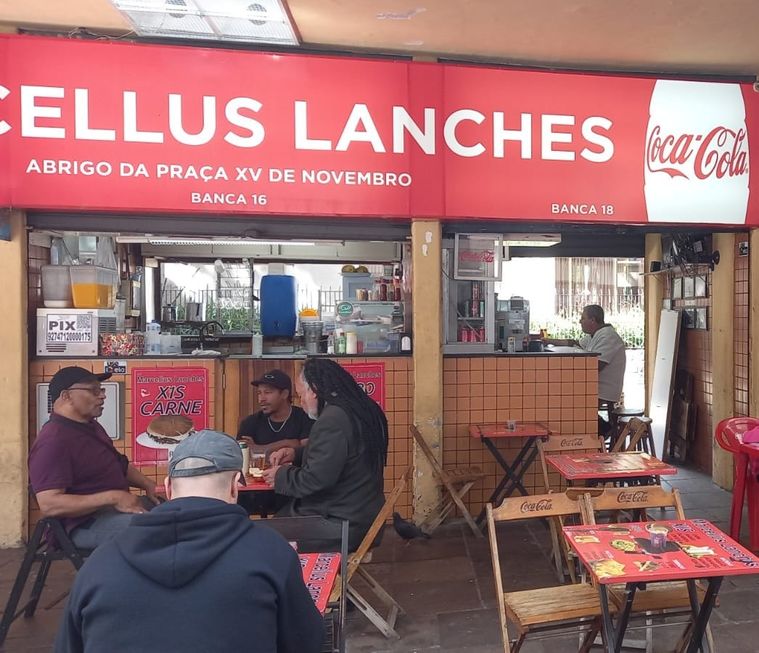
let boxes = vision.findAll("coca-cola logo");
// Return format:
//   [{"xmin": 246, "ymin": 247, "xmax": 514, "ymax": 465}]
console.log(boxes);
[
  {"xmin": 616, "ymin": 490, "xmax": 648, "ymax": 504},
  {"xmin": 561, "ymin": 438, "xmax": 583, "ymax": 447},
  {"xmin": 520, "ymin": 498, "xmax": 553, "ymax": 513},
  {"xmin": 459, "ymin": 249, "xmax": 495, "ymax": 263},
  {"xmin": 646, "ymin": 125, "xmax": 749, "ymax": 180}
]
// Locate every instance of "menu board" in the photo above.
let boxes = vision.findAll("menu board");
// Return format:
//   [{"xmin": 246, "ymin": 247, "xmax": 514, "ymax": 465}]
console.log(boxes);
[
  {"xmin": 547, "ymin": 452, "xmax": 677, "ymax": 480},
  {"xmin": 564, "ymin": 519, "xmax": 759, "ymax": 585},
  {"xmin": 300, "ymin": 552, "xmax": 341, "ymax": 614}
]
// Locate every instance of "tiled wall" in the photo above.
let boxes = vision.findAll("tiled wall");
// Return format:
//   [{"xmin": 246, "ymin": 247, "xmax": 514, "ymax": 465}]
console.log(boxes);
[
  {"xmin": 442, "ymin": 354, "xmax": 598, "ymax": 519},
  {"xmin": 28, "ymin": 356, "xmax": 413, "ymax": 530},
  {"xmin": 735, "ymin": 233, "xmax": 750, "ymax": 417}
]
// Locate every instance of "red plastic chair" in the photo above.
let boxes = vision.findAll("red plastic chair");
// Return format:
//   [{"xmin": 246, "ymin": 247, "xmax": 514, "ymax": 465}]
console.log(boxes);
[{"xmin": 715, "ymin": 417, "xmax": 759, "ymax": 547}]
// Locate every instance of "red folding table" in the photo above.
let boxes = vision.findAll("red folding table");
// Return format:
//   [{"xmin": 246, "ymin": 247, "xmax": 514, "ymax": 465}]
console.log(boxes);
[
  {"xmin": 546, "ymin": 451, "xmax": 677, "ymax": 485},
  {"xmin": 469, "ymin": 422, "xmax": 551, "ymax": 523},
  {"xmin": 564, "ymin": 519, "xmax": 759, "ymax": 653}
]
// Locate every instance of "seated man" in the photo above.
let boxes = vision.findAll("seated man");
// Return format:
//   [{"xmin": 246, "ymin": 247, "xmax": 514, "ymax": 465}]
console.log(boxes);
[
  {"xmin": 264, "ymin": 358, "xmax": 387, "ymax": 551},
  {"xmin": 237, "ymin": 369, "xmax": 314, "ymax": 453},
  {"xmin": 578, "ymin": 304, "xmax": 627, "ymax": 435},
  {"xmin": 29, "ymin": 366, "xmax": 158, "ymax": 549},
  {"xmin": 55, "ymin": 429, "xmax": 324, "ymax": 653},
  {"xmin": 237, "ymin": 369, "xmax": 314, "ymax": 516}
]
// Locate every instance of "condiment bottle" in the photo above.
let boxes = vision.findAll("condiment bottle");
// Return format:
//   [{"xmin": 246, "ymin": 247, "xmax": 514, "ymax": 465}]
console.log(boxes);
[{"xmin": 239, "ymin": 441, "xmax": 250, "ymax": 475}]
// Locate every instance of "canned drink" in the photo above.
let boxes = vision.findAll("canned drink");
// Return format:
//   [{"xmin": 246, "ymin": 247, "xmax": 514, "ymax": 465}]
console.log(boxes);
[
  {"xmin": 459, "ymin": 326, "xmax": 469, "ymax": 342},
  {"xmin": 507, "ymin": 336, "xmax": 516, "ymax": 353},
  {"xmin": 479, "ymin": 300, "xmax": 485, "ymax": 317},
  {"xmin": 471, "ymin": 301, "xmax": 479, "ymax": 317},
  {"xmin": 478, "ymin": 327, "xmax": 486, "ymax": 342},
  {"xmin": 464, "ymin": 300, "xmax": 471, "ymax": 317}
]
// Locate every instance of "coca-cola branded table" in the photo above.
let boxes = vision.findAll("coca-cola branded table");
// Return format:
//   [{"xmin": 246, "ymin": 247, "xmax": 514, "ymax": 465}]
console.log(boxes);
[
  {"xmin": 563, "ymin": 519, "xmax": 759, "ymax": 653},
  {"xmin": 469, "ymin": 422, "xmax": 551, "ymax": 524},
  {"xmin": 299, "ymin": 552, "xmax": 341, "ymax": 615},
  {"xmin": 546, "ymin": 451, "xmax": 677, "ymax": 484}
]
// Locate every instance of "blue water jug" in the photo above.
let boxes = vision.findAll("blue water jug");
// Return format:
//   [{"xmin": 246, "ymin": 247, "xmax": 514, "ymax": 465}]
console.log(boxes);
[{"xmin": 260, "ymin": 275, "xmax": 297, "ymax": 338}]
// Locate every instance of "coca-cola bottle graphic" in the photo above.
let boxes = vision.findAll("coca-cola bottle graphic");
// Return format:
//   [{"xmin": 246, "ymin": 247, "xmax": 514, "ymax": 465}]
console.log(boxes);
[{"xmin": 644, "ymin": 80, "xmax": 750, "ymax": 224}]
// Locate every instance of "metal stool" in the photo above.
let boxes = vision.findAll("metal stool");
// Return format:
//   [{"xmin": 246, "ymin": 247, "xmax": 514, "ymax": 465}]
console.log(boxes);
[{"xmin": 0, "ymin": 517, "xmax": 90, "ymax": 646}]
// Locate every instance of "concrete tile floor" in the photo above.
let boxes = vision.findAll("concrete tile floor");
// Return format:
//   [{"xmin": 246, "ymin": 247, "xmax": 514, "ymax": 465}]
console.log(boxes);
[{"xmin": 1, "ymin": 466, "xmax": 759, "ymax": 652}]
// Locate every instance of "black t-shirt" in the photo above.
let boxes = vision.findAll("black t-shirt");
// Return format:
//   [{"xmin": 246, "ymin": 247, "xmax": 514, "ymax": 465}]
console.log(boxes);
[{"xmin": 237, "ymin": 406, "xmax": 314, "ymax": 446}]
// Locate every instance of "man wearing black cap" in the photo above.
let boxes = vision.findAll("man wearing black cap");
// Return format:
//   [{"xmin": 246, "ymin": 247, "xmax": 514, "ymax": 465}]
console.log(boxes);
[
  {"xmin": 55, "ymin": 430, "xmax": 324, "ymax": 653},
  {"xmin": 29, "ymin": 366, "xmax": 158, "ymax": 549},
  {"xmin": 237, "ymin": 369, "xmax": 314, "ymax": 454}
]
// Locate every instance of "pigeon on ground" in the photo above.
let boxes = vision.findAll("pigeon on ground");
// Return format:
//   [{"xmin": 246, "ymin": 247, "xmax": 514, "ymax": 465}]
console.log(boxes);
[{"xmin": 392, "ymin": 512, "xmax": 431, "ymax": 541}]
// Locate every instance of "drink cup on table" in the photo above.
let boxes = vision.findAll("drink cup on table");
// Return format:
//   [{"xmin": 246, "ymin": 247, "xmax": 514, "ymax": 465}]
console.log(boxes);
[{"xmin": 647, "ymin": 524, "xmax": 669, "ymax": 553}]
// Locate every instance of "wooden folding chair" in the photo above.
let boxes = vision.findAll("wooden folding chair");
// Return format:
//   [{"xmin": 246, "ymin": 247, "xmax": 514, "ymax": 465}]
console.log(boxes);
[
  {"xmin": 487, "ymin": 491, "xmax": 608, "ymax": 653},
  {"xmin": 537, "ymin": 433, "xmax": 605, "ymax": 582},
  {"xmin": 328, "ymin": 465, "xmax": 411, "ymax": 639},
  {"xmin": 579, "ymin": 486, "xmax": 715, "ymax": 653},
  {"xmin": 410, "ymin": 424, "xmax": 485, "ymax": 538},
  {"xmin": 610, "ymin": 416, "xmax": 656, "ymax": 455}
]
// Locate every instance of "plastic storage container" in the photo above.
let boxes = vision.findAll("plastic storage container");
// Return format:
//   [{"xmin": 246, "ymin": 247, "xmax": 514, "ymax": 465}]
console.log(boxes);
[
  {"xmin": 70, "ymin": 265, "xmax": 118, "ymax": 309},
  {"xmin": 41, "ymin": 265, "xmax": 73, "ymax": 308},
  {"xmin": 145, "ymin": 322, "xmax": 161, "ymax": 355},
  {"xmin": 260, "ymin": 275, "xmax": 297, "ymax": 338}
]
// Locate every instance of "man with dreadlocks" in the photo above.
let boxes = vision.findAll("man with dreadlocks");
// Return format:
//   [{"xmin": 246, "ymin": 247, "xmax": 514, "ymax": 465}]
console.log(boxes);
[{"xmin": 263, "ymin": 358, "xmax": 388, "ymax": 550}]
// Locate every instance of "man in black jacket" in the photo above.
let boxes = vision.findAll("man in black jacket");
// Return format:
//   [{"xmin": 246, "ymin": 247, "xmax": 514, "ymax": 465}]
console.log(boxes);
[
  {"xmin": 55, "ymin": 429, "xmax": 324, "ymax": 653},
  {"xmin": 264, "ymin": 358, "xmax": 388, "ymax": 551}
]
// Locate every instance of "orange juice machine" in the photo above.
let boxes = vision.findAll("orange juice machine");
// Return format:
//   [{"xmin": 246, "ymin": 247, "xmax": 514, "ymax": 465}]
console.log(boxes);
[{"xmin": 36, "ymin": 308, "xmax": 118, "ymax": 356}]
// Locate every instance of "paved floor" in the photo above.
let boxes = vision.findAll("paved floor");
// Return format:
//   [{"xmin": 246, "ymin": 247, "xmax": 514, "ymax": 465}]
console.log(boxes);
[{"xmin": 1, "ymin": 466, "xmax": 758, "ymax": 652}]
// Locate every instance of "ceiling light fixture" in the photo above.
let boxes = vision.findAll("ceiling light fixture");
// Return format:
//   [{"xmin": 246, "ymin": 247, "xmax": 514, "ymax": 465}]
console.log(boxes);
[
  {"xmin": 146, "ymin": 238, "xmax": 316, "ymax": 246},
  {"xmin": 109, "ymin": 0, "xmax": 299, "ymax": 45},
  {"xmin": 502, "ymin": 233, "xmax": 561, "ymax": 247}
]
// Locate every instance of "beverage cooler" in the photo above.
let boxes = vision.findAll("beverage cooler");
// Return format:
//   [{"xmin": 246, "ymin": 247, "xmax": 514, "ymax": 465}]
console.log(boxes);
[{"xmin": 442, "ymin": 234, "xmax": 501, "ymax": 354}]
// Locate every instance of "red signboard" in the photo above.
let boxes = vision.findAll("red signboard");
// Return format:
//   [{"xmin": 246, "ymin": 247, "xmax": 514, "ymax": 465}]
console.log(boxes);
[
  {"xmin": 131, "ymin": 367, "xmax": 209, "ymax": 466},
  {"xmin": 341, "ymin": 362, "xmax": 386, "ymax": 410},
  {"xmin": 564, "ymin": 519, "xmax": 759, "ymax": 585},
  {"xmin": 1, "ymin": 34, "xmax": 759, "ymax": 225},
  {"xmin": 299, "ymin": 552, "xmax": 341, "ymax": 614}
]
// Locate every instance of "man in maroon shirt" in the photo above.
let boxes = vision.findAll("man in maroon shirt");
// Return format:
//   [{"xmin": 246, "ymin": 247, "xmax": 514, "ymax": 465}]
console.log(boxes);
[{"xmin": 29, "ymin": 366, "xmax": 159, "ymax": 549}]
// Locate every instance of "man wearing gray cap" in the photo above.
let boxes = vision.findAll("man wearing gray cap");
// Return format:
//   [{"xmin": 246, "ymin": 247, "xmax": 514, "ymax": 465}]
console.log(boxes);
[{"xmin": 55, "ymin": 430, "xmax": 325, "ymax": 653}]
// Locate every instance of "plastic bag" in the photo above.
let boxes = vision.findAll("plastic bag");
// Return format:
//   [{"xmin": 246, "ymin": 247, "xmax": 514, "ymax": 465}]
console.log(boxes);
[
  {"xmin": 50, "ymin": 237, "xmax": 74, "ymax": 265},
  {"xmin": 96, "ymin": 236, "xmax": 118, "ymax": 270}
]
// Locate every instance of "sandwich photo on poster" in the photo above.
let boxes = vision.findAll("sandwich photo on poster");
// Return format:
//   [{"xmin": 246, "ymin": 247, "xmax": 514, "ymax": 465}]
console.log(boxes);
[{"xmin": 131, "ymin": 367, "xmax": 209, "ymax": 465}]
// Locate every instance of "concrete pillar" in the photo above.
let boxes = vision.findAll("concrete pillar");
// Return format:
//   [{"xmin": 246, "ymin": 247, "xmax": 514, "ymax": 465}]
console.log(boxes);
[
  {"xmin": 0, "ymin": 210, "xmax": 28, "ymax": 546},
  {"xmin": 712, "ymin": 233, "xmax": 735, "ymax": 489},
  {"xmin": 644, "ymin": 234, "xmax": 663, "ymax": 414},
  {"xmin": 411, "ymin": 220, "xmax": 443, "ymax": 520}
]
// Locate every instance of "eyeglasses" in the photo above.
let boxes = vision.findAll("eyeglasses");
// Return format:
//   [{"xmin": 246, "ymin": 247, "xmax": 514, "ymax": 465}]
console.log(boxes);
[{"xmin": 67, "ymin": 386, "xmax": 107, "ymax": 396}]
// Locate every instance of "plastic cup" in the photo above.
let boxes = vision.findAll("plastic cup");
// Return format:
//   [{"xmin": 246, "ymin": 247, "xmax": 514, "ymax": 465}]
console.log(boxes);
[{"xmin": 648, "ymin": 525, "xmax": 668, "ymax": 553}]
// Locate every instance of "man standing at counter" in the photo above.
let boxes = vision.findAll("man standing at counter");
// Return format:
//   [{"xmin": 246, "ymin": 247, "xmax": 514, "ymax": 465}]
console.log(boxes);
[
  {"xmin": 29, "ymin": 366, "xmax": 159, "ymax": 549},
  {"xmin": 577, "ymin": 304, "xmax": 627, "ymax": 434},
  {"xmin": 237, "ymin": 369, "xmax": 314, "ymax": 453}
]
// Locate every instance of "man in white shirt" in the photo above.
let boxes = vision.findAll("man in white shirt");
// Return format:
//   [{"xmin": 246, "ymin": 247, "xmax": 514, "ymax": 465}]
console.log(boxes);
[{"xmin": 577, "ymin": 304, "xmax": 627, "ymax": 434}]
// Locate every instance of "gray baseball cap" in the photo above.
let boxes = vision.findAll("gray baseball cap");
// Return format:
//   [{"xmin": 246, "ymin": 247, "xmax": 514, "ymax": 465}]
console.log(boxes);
[{"xmin": 168, "ymin": 429, "xmax": 243, "ymax": 479}]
